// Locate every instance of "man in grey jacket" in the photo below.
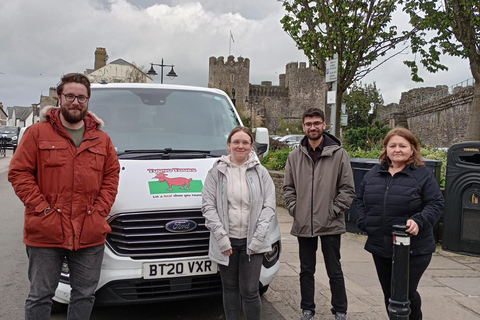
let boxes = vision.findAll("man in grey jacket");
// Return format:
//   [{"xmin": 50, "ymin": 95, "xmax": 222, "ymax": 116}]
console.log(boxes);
[{"xmin": 283, "ymin": 108, "xmax": 355, "ymax": 320}]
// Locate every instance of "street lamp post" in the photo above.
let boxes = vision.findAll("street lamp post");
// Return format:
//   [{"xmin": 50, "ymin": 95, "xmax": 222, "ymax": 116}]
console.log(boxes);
[
  {"xmin": 245, "ymin": 96, "xmax": 258, "ymax": 131},
  {"xmin": 147, "ymin": 58, "xmax": 178, "ymax": 84}
]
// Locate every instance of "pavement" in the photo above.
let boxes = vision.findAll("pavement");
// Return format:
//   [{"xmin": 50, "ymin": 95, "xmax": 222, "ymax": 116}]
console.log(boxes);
[
  {"xmin": 2, "ymin": 152, "xmax": 480, "ymax": 319},
  {"xmin": 263, "ymin": 206, "xmax": 480, "ymax": 320}
]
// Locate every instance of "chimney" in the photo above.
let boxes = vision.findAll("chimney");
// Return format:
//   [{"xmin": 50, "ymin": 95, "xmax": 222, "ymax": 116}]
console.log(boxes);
[
  {"xmin": 94, "ymin": 47, "xmax": 107, "ymax": 71},
  {"xmin": 0, "ymin": 102, "xmax": 3, "ymax": 110}
]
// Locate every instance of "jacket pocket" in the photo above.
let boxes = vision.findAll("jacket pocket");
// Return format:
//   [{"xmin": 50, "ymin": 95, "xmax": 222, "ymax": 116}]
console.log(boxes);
[
  {"xmin": 329, "ymin": 199, "xmax": 337, "ymax": 219},
  {"xmin": 86, "ymin": 146, "xmax": 107, "ymax": 171},
  {"xmin": 25, "ymin": 207, "xmax": 64, "ymax": 244},
  {"xmin": 39, "ymin": 140, "xmax": 68, "ymax": 167},
  {"xmin": 79, "ymin": 207, "xmax": 111, "ymax": 245}
]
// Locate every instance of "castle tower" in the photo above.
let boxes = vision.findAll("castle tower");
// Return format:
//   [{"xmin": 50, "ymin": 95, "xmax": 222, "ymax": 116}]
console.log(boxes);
[
  {"xmin": 208, "ymin": 56, "xmax": 250, "ymax": 110},
  {"xmin": 283, "ymin": 61, "xmax": 325, "ymax": 120},
  {"xmin": 94, "ymin": 47, "xmax": 107, "ymax": 71}
]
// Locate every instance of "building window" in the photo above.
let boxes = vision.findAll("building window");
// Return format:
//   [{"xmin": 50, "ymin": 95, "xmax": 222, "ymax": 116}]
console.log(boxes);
[{"xmin": 231, "ymin": 74, "xmax": 235, "ymax": 82}]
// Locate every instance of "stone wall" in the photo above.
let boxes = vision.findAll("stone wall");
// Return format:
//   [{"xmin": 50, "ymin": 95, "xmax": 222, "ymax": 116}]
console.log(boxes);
[
  {"xmin": 269, "ymin": 170, "xmax": 286, "ymax": 208},
  {"xmin": 406, "ymin": 87, "xmax": 473, "ymax": 147},
  {"xmin": 377, "ymin": 86, "xmax": 475, "ymax": 148}
]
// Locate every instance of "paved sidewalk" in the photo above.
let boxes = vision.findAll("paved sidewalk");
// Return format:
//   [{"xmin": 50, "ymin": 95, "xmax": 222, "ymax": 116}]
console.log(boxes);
[{"xmin": 263, "ymin": 206, "xmax": 480, "ymax": 320}]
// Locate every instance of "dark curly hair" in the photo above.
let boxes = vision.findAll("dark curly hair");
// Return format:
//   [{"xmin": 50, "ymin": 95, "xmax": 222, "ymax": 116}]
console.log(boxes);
[{"xmin": 57, "ymin": 73, "xmax": 91, "ymax": 97}]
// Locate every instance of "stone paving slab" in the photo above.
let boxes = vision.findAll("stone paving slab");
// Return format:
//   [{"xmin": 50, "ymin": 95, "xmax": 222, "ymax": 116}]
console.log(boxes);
[{"xmin": 264, "ymin": 206, "xmax": 480, "ymax": 319}]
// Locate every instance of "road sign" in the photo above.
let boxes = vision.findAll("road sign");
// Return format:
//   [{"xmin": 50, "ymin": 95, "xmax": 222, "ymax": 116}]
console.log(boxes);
[{"xmin": 326, "ymin": 58, "xmax": 338, "ymax": 82}]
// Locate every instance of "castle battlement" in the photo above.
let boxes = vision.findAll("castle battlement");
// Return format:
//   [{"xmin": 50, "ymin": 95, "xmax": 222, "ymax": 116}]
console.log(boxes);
[{"xmin": 209, "ymin": 55, "xmax": 250, "ymax": 68}]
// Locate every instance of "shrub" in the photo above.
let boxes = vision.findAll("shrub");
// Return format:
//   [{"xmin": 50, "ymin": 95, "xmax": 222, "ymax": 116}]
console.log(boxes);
[
  {"xmin": 261, "ymin": 147, "xmax": 292, "ymax": 171},
  {"xmin": 269, "ymin": 138, "xmax": 289, "ymax": 152},
  {"xmin": 342, "ymin": 120, "xmax": 390, "ymax": 151}
]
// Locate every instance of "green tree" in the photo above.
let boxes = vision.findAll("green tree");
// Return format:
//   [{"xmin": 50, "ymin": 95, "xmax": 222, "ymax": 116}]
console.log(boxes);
[
  {"xmin": 280, "ymin": 0, "xmax": 411, "ymax": 136},
  {"xmin": 402, "ymin": 0, "xmax": 480, "ymax": 140},
  {"xmin": 343, "ymin": 82, "xmax": 384, "ymax": 128}
]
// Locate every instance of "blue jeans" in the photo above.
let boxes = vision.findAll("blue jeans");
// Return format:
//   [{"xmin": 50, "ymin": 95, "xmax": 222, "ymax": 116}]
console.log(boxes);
[
  {"xmin": 25, "ymin": 244, "xmax": 104, "ymax": 320},
  {"xmin": 298, "ymin": 235, "xmax": 347, "ymax": 315},
  {"xmin": 372, "ymin": 253, "xmax": 432, "ymax": 320},
  {"xmin": 218, "ymin": 238, "xmax": 263, "ymax": 320}
]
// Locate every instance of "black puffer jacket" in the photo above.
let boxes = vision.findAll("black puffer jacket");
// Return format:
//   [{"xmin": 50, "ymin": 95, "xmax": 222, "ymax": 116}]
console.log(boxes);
[{"xmin": 355, "ymin": 162, "xmax": 444, "ymax": 258}]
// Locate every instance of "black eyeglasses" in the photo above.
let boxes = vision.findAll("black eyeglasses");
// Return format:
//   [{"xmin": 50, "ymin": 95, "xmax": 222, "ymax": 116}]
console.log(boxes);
[
  {"xmin": 62, "ymin": 93, "xmax": 89, "ymax": 103},
  {"xmin": 303, "ymin": 121, "xmax": 324, "ymax": 128}
]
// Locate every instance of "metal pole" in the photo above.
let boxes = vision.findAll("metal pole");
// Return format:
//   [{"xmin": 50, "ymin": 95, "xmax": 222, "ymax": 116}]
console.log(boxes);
[{"xmin": 389, "ymin": 225, "xmax": 411, "ymax": 319}]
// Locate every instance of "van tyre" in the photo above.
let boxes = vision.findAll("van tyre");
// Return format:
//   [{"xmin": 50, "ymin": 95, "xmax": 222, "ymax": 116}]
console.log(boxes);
[{"xmin": 259, "ymin": 284, "xmax": 269, "ymax": 296}]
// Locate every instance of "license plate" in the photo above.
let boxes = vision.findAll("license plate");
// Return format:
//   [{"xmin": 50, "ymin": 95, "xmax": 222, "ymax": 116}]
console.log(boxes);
[{"xmin": 142, "ymin": 258, "xmax": 218, "ymax": 279}]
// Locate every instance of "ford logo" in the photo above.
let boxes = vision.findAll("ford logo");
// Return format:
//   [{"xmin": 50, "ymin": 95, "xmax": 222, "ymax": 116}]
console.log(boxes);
[{"xmin": 165, "ymin": 220, "xmax": 197, "ymax": 233}]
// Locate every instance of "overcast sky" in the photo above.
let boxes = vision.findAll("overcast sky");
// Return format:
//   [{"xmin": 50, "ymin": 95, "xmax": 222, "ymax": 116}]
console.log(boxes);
[{"xmin": 0, "ymin": 0, "xmax": 473, "ymax": 109}]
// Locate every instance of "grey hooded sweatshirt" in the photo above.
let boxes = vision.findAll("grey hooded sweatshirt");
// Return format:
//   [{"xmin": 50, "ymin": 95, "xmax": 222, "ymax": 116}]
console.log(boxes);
[{"xmin": 201, "ymin": 154, "xmax": 276, "ymax": 266}]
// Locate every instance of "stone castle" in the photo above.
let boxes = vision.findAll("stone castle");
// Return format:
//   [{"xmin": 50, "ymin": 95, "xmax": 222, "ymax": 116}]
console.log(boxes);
[
  {"xmin": 208, "ymin": 56, "xmax": 326, "ymax": 133},
  {"xmin": 208, "ymin": 55, "xmax": 475, "ymax": 148}
]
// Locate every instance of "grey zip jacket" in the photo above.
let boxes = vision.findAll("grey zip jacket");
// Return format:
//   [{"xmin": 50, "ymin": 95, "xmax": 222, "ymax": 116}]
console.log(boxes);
[
  {"xmin": 202, "ymin": 154, "xmax": 276, "ymax": 266},
  {"xmin": 283, "ymin": 133, "xmax": 355, "ymax": 237}
]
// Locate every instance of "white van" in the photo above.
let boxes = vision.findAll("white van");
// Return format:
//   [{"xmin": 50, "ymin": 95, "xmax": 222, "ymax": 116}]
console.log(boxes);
[{"xmin": 52, "ymin": 83, "xmax": 281, "ymax": 310}]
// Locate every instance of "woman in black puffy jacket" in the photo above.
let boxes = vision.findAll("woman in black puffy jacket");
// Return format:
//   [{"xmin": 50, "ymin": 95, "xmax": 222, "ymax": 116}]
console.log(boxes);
[{"xmin": 355, "ymin": 127, "xmax": 444, "ymax": 320}]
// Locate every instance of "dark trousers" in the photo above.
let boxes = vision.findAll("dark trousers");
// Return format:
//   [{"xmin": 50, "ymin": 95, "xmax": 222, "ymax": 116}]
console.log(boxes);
[
  {"xmin": 25, "ymin": 244, "xmax": 104, "ymax": 320},
  {"xmin": 218, "ymin": 238, "xmax": 263, "ymax": 320},
  {"xmin": 298, "ymin": 235, "xmax": 347, "ymax": 315},
  {"xmin": 372, "ymin": 253, "xmax": 432, "ymax": 320}
]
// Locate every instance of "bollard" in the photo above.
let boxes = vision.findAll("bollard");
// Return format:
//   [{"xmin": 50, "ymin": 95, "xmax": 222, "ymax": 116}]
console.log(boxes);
[{"xmin": 388, "ymin": 225, "xmax": 411, "ymax": 319}]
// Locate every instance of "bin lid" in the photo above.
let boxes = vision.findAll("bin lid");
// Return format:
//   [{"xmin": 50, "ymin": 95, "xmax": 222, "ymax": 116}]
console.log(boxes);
[{"xmin": 448, "ymin": 142, "xmax": 480, "ymax": 166}]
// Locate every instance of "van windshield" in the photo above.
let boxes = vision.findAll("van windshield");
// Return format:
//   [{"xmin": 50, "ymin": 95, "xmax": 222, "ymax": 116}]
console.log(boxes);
[{"xmin": 89, "ymin": 87, "xmax": 240, "ymax": 157}]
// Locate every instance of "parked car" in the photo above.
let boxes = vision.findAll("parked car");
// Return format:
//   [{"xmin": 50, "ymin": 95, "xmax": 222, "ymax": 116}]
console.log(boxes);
[
  {"xmin": 269, "ymin": 135, "xmax": 282, "ymax": 141},
  {"xmin": 278, "ymin": 134, "xmax": 304, "ymax": 147},
  {"xmin": 0, "ymin": 126, "xmax": 20, "ymax": 153}
]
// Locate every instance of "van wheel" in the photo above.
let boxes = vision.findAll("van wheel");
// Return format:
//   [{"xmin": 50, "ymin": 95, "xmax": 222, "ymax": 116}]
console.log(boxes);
[
  {"xmin": 259, "ymin": 284, "xmax": 269, "ymax": 296},
  {"xmin": 51, "ymin": 300, "xmax": 68, "ymax": 314}
]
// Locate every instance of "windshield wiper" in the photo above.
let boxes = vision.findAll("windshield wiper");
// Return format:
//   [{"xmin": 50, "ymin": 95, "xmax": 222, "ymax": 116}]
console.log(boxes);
[
  {"xmin": 123, "ymin": 148, "xmax": 211, "ymax": 154},
  {"xmin": 117, "ymin": 148, "xmax": 217, "ymax": 159}
]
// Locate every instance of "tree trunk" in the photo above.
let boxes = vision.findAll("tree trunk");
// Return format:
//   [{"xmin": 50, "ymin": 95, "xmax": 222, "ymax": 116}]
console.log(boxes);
[
  {"xmin": 464, "ymin": 81, "xmax": 480, "ymax": 141},
  {"xmin": 334, "ymin": 90, "xmax": 343, "ymax": 137}
]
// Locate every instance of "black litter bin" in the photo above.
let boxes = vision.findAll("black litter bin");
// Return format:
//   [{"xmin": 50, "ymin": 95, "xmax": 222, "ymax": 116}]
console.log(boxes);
[
  {"xmin": 442, "ymin": 142, "xmax": 480, "ymax": 256},
  {"xmin": 346, "ymin": 158, "xmax": 442, "ymax": 234}
]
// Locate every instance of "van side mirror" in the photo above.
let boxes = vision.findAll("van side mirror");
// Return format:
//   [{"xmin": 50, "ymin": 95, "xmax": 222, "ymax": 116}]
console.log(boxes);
[
  {"xmin": 254, "ymin": 127, "xmax": 269, "ymax": 159},
  {"xmin": 17, "ymin": 127, "xmax": 28, "ymax": 146}
]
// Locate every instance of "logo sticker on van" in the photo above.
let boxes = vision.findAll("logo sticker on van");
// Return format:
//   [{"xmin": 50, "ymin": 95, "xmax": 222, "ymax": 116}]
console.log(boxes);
[{"xmin": 147, "ymin": 168, "xmax": 203, "ymax": 195}]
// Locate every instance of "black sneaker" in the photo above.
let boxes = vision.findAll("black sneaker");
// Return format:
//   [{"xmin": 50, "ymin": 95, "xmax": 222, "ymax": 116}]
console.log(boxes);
[{"xmin": 301, "ymin": 310, "xmax": 314, "ymax": 320}]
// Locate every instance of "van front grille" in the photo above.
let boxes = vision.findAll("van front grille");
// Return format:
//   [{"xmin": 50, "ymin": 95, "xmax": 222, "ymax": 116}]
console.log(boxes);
[{"xmin": 106, "ymin": 209, "xmax": 210, "ymax": 260}]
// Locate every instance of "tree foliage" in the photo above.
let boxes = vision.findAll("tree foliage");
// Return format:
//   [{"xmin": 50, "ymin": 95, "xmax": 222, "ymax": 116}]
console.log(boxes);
[
  {"xmin": 280, "ymin": 0, "xmax": 411, "ymax": 136},
  {"xmin": 343, "ymin": 82, "xmax": 384, "ymax": 128},
  {"xmin": 342, "ymin": 120, "xmax": 390, "ymax": 151},
  {"xmin": 402, "ymin": 0, "xmax": 480, "ymax": 140}
]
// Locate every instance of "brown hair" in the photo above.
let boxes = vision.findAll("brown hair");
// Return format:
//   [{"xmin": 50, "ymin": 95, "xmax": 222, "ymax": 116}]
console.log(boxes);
[
  {"xmin": 379, "ymin": 127, "xmax": 424, "ymax": 167},
  {"xmin": 227, "ymin": 126, "xmax": 254, "ymax": 145},
  {"xmin": 302, "ymin": 107, "xmax": 325, "ymax": 123},
  {"xmin": 57, "ymin": 73, "xmax": 91, "ymax": 97}
]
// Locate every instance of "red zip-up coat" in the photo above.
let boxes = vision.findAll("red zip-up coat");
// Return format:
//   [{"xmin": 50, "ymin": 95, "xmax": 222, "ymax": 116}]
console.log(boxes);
[{"xmin": 8, "ymin": 107, "xmax": 120, "ymax": 250}]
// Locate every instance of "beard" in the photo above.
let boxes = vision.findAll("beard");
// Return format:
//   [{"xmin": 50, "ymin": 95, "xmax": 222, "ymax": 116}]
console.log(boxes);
[
  {"xmin": 306, "ymin": 129, "xmax": 323, "ymax": 141},
  {"xmin": 60, "ymin": 105, "xmax": 88, "ymax": 124}
]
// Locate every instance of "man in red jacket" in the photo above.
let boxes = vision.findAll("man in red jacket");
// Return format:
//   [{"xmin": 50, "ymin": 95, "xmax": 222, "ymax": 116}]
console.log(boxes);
[{"xmin": 8, "ymin": 73, "xmax": 120, "ymax": 320}]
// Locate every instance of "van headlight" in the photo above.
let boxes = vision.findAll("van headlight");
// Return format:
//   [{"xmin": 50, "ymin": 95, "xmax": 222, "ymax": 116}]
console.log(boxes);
[{"xmin": 263, "ymin": 240, "xmax": 281, "ymax": 268}]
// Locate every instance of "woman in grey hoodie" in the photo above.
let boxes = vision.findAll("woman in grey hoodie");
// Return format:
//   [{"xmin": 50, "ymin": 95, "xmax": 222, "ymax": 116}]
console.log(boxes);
[{"xmin": 202, "ymin": 127, "xmax": 276, "ymax": 320}]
